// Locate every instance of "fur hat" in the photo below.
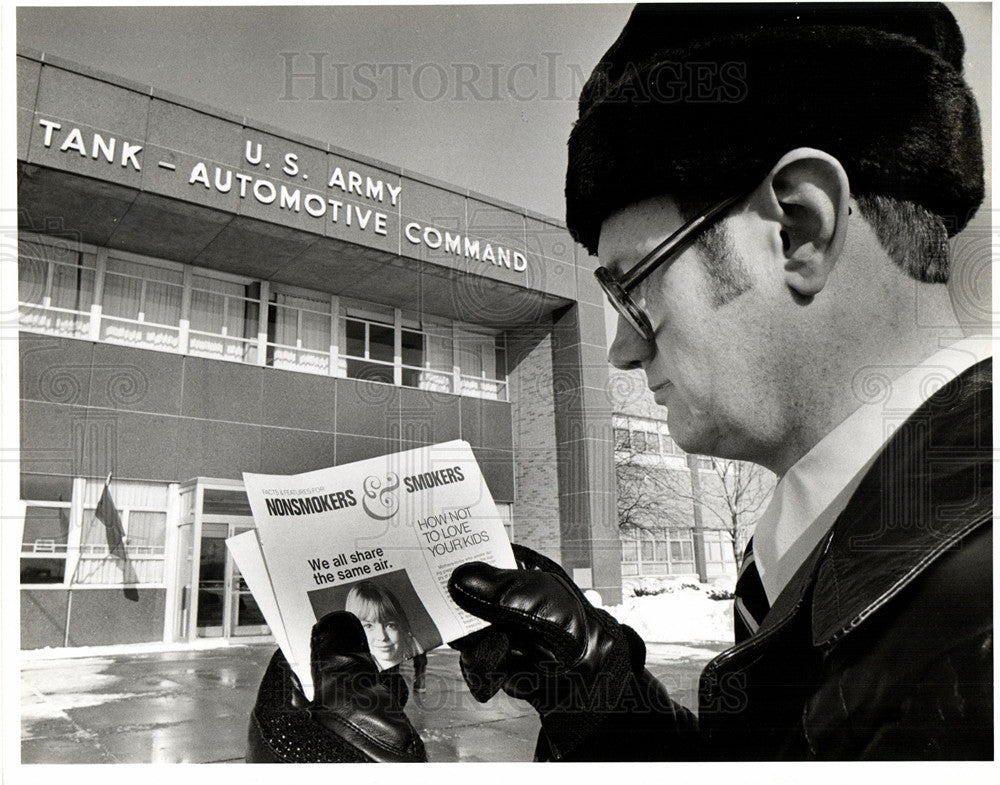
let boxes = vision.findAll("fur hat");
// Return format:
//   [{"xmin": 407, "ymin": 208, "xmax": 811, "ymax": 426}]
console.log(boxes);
[{"xmin": 565, "ymin": 2, "xmax": 984, "ymax": 255}]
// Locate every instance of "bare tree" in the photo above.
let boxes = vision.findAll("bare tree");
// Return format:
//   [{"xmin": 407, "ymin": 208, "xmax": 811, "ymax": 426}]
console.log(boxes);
[
  {"xmin": 700, "ymin": 458, "xmax": 775, "ymax": 567},
  {"xmin": 614, "ymin": 431, "xmax": 775, "ymax": 570}
]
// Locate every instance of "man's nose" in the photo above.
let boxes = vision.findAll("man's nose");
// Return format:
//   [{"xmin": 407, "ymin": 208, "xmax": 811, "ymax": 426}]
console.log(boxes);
[{"xmin": 608, "ymin": 314, "xmax": 653, "ymax": 370}]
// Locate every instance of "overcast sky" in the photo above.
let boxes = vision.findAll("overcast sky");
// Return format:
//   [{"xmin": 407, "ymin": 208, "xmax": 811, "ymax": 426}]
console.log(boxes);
[
  {"xmin": 16, "ymin": 2, "xmax": 991, "ymax": 227},
  {"xmin": 16, "ymin": 3, "xmax": 639, "ymax": 222}
]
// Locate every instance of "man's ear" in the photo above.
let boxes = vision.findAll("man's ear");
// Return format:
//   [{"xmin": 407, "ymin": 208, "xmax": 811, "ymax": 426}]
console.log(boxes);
[{"xmin": 754, "ymin": 148, "xmax": 850, "ymax": 298}]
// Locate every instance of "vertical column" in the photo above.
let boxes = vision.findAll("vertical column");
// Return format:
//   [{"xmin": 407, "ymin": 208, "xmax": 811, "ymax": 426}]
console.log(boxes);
[
  {"xmin": 255, "ymin": 280, "xmax": 270, "ymax": 366},
  {"xmin": 178, "ymin": 265, "xmax": 193, "ymax": 355},
  {"xmin": 162, "ymin": 482, "xmax": 181, "ymax": 642},
  {"xmin": 89, "ymin": 247, "xmax": 107, "ymax": 342},
  {"xmin": 329, "ymin": 294, "xmax": 340, "ymax": 377},
  {"xmin": 393, "ymin": 307, "xmax": 403, "ymax": 386},
  {"xmin": 551, "ymin": 297, "xmax": 620, "ymax": 604},
  {"xmin": 451, "ymin": 323, "xmax": 462, "ymax": 395}
]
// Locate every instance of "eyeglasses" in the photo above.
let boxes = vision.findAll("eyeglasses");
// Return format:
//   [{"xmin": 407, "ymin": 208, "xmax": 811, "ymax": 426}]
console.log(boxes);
[{"xmin": 594, "ymin": 193, "xmax": 744, "ymax": 343}]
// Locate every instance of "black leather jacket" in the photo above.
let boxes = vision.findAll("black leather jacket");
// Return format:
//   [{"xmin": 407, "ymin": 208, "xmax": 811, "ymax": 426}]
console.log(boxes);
[{"xmin": 558, "ymin": 359, "xmax": 993, "ymax": 761}]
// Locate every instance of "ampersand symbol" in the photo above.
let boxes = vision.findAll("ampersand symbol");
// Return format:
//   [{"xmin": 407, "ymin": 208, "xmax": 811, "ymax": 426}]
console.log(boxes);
[{"xmin": 362, "ymin": 473, "xmax": 400, "ymax": 520}]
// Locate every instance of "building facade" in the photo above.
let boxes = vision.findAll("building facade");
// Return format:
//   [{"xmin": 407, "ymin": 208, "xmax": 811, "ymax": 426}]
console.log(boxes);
[
  {"xmin": 16, "ymin": 50, "xmax": 619, "ymax": 649},
  {"xmin": 609, "ymin": 368, "xmax": 775, "ymax": 588}
]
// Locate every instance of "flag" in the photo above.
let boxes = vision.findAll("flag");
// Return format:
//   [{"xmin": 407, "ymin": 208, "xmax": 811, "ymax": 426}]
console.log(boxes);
[
  {"xmin": 95, "ymin": 483, "xmax": 127, "ymax": 560},
  {"xmin": 95, "ymin": 481, "xmax": 139, "ymax": 601}
]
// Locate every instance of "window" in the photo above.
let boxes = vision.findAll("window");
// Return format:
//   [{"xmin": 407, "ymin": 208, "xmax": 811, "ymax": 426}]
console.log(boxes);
[
  {"xmin": 645, "ymin": 432, "xmax": 660, "ymax": 453},
  {"xmin": 267, "ymin": 291, "xmax": 332, "ymax": 374},
  {"xmin": 619, "ymin": 527, "xmax": 698, "ymax": 578},
  {"xmin": 18, "ymin": 237, "xmax": 95, "ymax": 338},
  {"xmin": 20, "ymin": 503, "xmax": 71, "ymax": 584},
  {"xmin": 76, "ymin": 508, "xmax": 167, "ymax": 584},
  {"xmin": 188, "ymin": 275, "xmax": 259, "ymax": 362},
  {"xmin": 456, "ymin": 328, "xmax": 508, "ymax": 401},
  {"xmin": 400, "ymin": 321, "xmax": 453, "ymax": 393},
  {"xmin": 614, "ymin": 428, "xmax": 630, "ymax": 450},
  {"xmin": 703, "ymin": 530, "xmax": 736, "ymax": 574},
  {"xmin": 632, "ymin": 431, "xmax": 647, "ymax": 452},
  {"xmin": 101, "ymin": 256, "xmax": 183, "ymax": 350},
  {"xmin": 343, "ymin": 313, "xmax": 395, "ymax": 384},
  {"xmin": 669, "ymin": 530, "xmax": 695, "ymax": 573}
]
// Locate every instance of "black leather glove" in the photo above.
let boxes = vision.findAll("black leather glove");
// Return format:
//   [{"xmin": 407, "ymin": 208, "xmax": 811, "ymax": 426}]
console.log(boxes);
[
  {"xmin": 448, "ymin": 544, "xmax": 698, "ymax": 761},
  {"xmin": 246, "ymin": 611, "xmax": 427, "ymax": 762}
]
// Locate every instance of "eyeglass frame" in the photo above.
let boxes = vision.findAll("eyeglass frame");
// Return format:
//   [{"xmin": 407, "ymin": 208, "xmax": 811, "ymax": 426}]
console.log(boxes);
[{"xmin": 594, "ymin": 193, "xmax": 745, "ymax": 343}]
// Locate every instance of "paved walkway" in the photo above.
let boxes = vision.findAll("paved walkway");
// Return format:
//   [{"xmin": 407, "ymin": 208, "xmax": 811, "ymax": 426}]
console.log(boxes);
[{"xmin": 20, "ymin": 640, "xmax": 727, "ymax": 763}]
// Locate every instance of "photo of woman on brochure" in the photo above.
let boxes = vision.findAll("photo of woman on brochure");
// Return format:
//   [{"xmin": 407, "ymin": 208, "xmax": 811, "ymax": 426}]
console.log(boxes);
[
  {"xmin": 345, "ymin": 582, "xmax": 421, "ymax": 669},
  {"xmin": 307, "ymin": 569, "xmax": 443, "ymax": 672}
]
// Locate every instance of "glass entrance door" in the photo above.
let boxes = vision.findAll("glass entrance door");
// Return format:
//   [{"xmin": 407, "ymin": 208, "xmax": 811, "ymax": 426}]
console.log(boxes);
[{"xmin": 195, "ymin": 519, "xmax": 269, "ymax": 638}]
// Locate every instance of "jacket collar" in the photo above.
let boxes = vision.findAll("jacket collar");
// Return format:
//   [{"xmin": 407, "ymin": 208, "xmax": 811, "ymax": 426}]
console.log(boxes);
[{"xmin": 756, "ymin": 358, "xmax": 992, "ymax": 647}]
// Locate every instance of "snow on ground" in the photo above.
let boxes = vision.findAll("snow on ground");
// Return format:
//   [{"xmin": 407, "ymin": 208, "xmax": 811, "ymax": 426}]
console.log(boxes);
[{"xmin": 602, "ymin": 575, "xmax": 736, "ymax": 645}]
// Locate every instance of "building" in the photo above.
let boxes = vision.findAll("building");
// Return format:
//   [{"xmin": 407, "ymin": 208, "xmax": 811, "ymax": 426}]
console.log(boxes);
[
  {"xmin": 15, "ymin": 50, "xmax": 619, "ymax": 649},
  {"xmin": 609, "ymin": 368, "xmax": 775, "ymax": 588}
]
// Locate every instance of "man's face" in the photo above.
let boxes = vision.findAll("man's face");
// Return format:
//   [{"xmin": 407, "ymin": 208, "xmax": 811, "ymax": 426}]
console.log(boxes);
[{"xmin": 599, "ymin": 195, "xmax": 784, "ymax": 463}]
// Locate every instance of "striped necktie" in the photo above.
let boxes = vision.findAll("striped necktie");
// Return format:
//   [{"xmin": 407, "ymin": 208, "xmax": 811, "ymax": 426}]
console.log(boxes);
[{"xmin": 733, "ymin": 538, "xmax": 770, "ymax": 643}]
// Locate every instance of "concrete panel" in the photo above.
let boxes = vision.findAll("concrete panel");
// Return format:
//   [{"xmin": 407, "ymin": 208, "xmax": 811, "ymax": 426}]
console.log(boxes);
[
  {"xmin": 482, "ymin": 399, "xmax": 514, "ymax": 452},
  {"xmin": 525, "ymin": 216, "xmax": 574, "ymax": 266},
  {"xmin": 277, "ymin": 235, "xmax": 381, "ymax": 296},
  {"xmin": 260, "ymin": 367, "xmax": 337, "ymax": 431},
  {"xmin": 469, "ymin": 446, "xmax": 515, "ymax": 504},
  {"xmin": 444, "ymin": 273, "xmax": 544, "ymax": 327},
  {"xmin": 238, "ymin": 129, "xmax": 328, "ymax": 236},
  {"xmin": 30, "ymin": 66, "xmax": 148, "ymax": 189},
  {"xmin": 21, "ymin": 590, "xmax": 69, "ymax": 649},
  {"xmin": 339, "ymin": 259, "xmax": 424, "ymax": 311},
  {"xmin": 324, "ymin": 152, "xmax": 402, "ymax": 255},
  {"xmin": 20, "ymin": 334, "xmax": 93, "ymax": 406},
  {"xmin": 334, "ymin": 378, "xmax": 401, "ymax": 440},
  {"xmin": 553, "ymin": 341, "xmax": 611, "ymax": 386},
  {"xmin": 88, "ymin": 343, "xmax": 184, "ymax": 416},
  {"xmin": 91, "ymin": 411, "xmax": 180, "ymax": 482},
  {"xmin": 467, "ymin": 199, "xmax": 526, "ymax": 254},
  {"xmin": 66, "ymin": 589, "xmax": 166, "ymax": 646},
  {"xmin": 195, "ymin": 216, "xmax": 319, "ymax": 281},
  {"xmin": 399, "ymin": 177, "xmax": 467, "ymax": 267},
  {"xmin": 335, "ymin": 433, "xmax": 398, "ymax": 466},
  {"xmin": 575, "ymin": 253, "xmax": 607, "ymax": 309},
  {"xmin": 174, "ymin": 418, "xmax": 261, "ymax": 481},
  {"xmin": 17, "ymin": 57, "xmax": 42, "ymax": 160},
  {"xmin": 20, "ymin": 401, "xmax": 88, "ymax": 477},
  {"xmin": 397, "ymin": 385, "xmax": 461, "ymax": 444},
  {"xmin": 258, "ymin": 427, "xmax": 337, "ymax": 475},
  {"xmin": 180, "ymin": 357, "xmax": 263, "ymax": 424},
  {"xmin": 143, "ymin": 99, "xmax": 245, "ymax": 212},
  {"xmin": 460, "ymin": 397, "xmax": 514, "ymax": 451},
  {"xmin": 21, "ymin": 473, "xmax": 74, "ymax": 502},
  {"xmin": 105, "ymin": 192, "xmax": 232, "ymax": 264},
  {"xmin": 18, "ymin": 165, "xmax": 139, "ymax": 246}
]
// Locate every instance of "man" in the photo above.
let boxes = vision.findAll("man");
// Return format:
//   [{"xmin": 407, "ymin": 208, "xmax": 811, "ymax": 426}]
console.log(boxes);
[{"xmin": 246, "ymin": 3, "xmax": 991, "ymax": 761}]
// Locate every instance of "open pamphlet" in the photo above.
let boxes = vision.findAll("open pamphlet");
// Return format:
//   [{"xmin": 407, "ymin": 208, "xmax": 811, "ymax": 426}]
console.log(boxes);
[{"xmin": 227, "ymin": 439, "xmax": 518, "ymax": 701}]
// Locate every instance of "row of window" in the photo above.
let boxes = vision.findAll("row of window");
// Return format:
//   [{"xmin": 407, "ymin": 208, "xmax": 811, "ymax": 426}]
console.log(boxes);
[
  {"xmin": 620, "ymin": 528, "xmax": 734, "ymax": 577},
  {"xmin": 18, "ymin": 234, "xmax": 509, "ymax": 401},
  {"xmin": 613, "ymin": 415, "xmax": 714, "ymax": 469}
]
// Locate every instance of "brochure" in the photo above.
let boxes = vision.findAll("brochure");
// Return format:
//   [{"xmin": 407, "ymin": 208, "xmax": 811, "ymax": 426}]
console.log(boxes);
[{"xmin": 227, "ymin": 439, "xmax": 517, "ymax": 701}]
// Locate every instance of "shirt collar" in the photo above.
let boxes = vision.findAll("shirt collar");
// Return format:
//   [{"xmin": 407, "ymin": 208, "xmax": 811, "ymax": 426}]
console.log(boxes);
[{"xmin": 753, "ymin": 335, "xmax": 993, "ymax": 605}]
